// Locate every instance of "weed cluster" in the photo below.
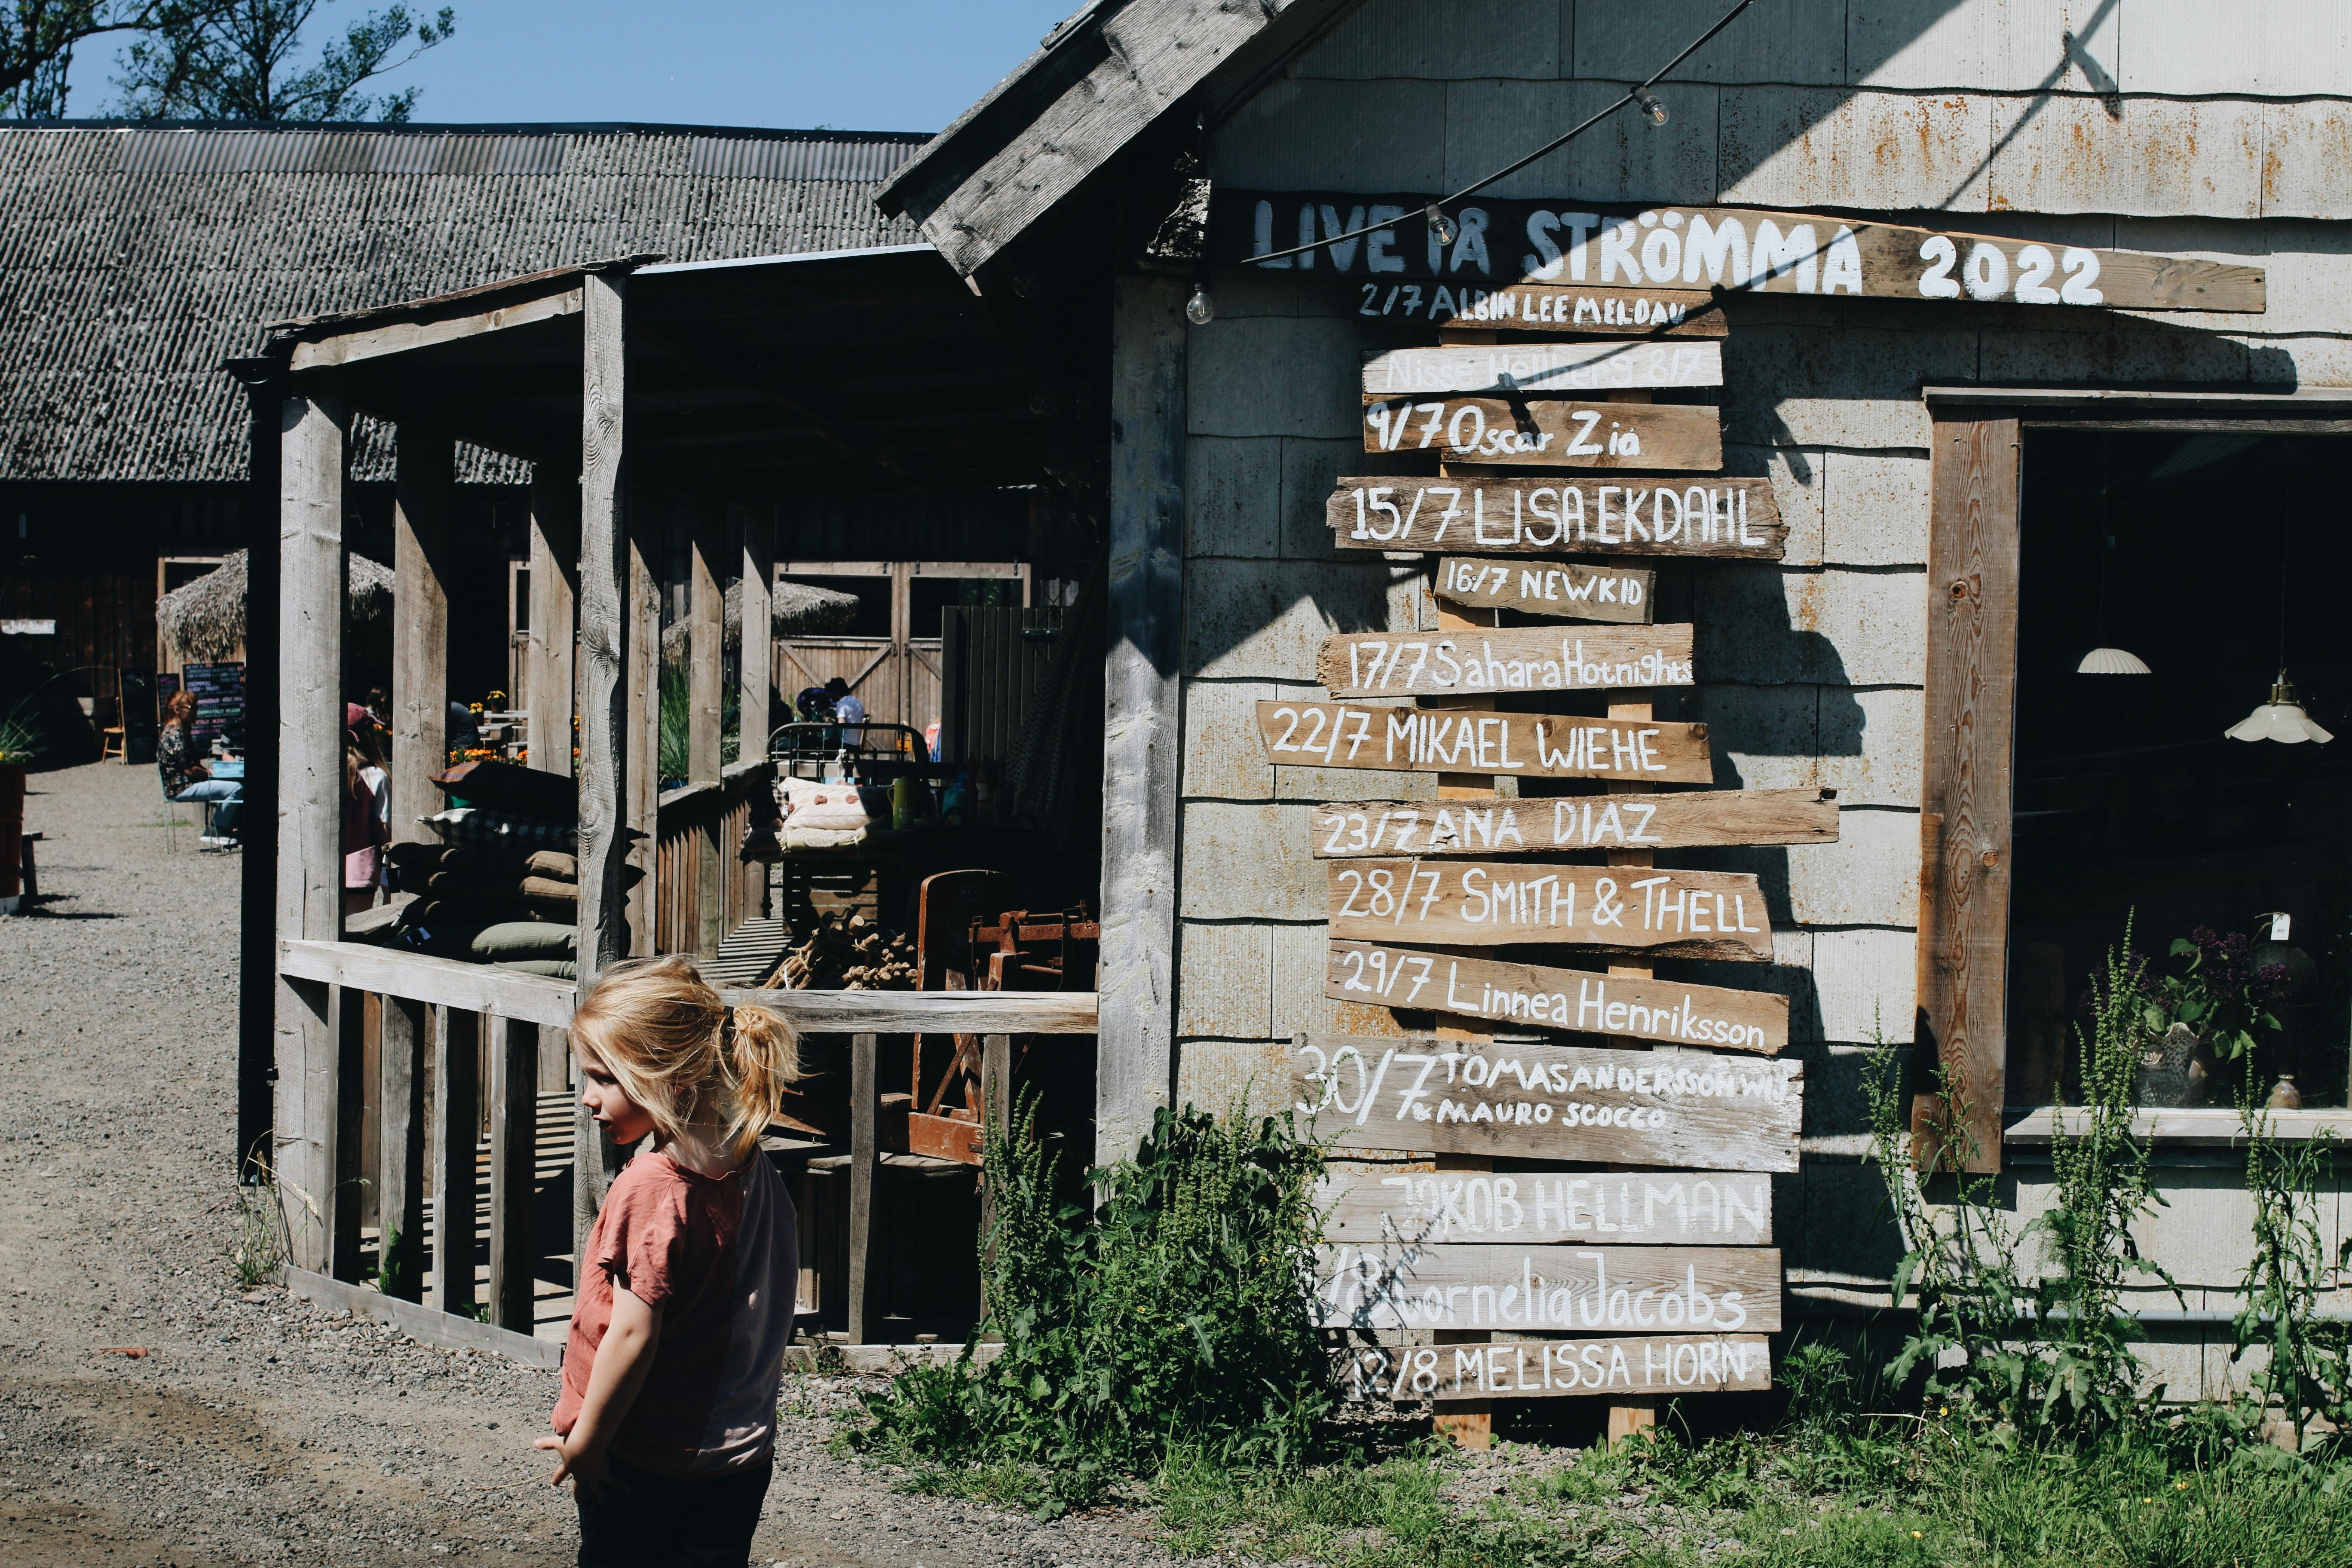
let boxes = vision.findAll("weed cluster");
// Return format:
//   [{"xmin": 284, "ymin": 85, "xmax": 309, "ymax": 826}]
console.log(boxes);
[{"xmin": 851, "ymin": 1096, "xmax": 1331, "ymax": 1512}]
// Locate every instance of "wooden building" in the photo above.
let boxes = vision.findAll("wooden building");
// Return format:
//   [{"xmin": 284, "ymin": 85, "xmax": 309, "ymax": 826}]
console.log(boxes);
[{"xmin": 251, "ymin": 0, "xmax": 2352, "ymax": 1403}]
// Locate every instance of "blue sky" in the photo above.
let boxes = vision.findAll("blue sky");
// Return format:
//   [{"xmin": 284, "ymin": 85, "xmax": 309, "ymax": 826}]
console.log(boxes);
[{"xmin": 65, "ymin": 0, "xmax": 1080, "ymax": 132}]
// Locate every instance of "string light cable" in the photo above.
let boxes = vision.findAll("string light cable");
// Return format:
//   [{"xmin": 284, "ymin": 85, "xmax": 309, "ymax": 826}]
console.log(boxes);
[{"xmin": 1233, "ymin": 0, "xmax": 1756, "ymax": 270}]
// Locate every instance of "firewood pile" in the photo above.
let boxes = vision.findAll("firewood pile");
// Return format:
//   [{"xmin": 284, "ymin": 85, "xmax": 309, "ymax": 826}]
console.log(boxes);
[{"xmin": 766, "ymin": 912, "xmax": 916, "ymax": 991}]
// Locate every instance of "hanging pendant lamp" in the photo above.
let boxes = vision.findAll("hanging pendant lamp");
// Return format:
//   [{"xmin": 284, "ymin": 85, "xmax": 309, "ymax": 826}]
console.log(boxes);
[
  {"xmin": 2229, "ymin": 514, "xmax": 2330, "ymax": 743},
  {"xmin": 2077, "ymin": 447, "xmax": 2148, "ymax": 674},
  {"xmin": 2228, "ymin": 672, "xmax": 2334, "ymax": 744}
]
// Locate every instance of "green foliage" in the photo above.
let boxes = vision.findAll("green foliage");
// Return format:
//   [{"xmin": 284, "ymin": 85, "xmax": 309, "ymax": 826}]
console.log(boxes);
[
  {"xmin": 374, "ymin": 1220, "xmax": 421, "ymax": 1301},
  {"xmin": 2036, "ymin": 934, "xmax": 2174, "ymax": 1434},
  {"xmin": 0, "ymin": 712, "xmax": 40, "ymax": 766},
  {"xmin": 2235, "ymin": 1089, "xmax": 2352, "ymax": 1452},
  {"xmin": 657, "ymin": 661, "xmax": 739, "ymax": 781},
  {"xmin": 0, "ymin": 0, "xmax": 218, "ymax": 117},
  {"xmin": 851, "ymin": 1097, "xmax": 1332, "ymax": 1512},
  {"xmin": 2142, "ymin": 928, "xmax": 2287, "ymax": 1063},
  {"xmin": 113, "ymin": 0, "xmax": 454, "ymax": 122},
  {"xmin": 1868, "ymin": 929, "xmax": 2172, "ymax": 1445}
]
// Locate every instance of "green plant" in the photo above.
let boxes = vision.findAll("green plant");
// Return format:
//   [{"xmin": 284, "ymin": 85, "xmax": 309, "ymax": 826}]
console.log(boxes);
[
  {"xmin": 374, "ymin": 1221, "xmax": 422, "ymax": 1300},
  {"xmin": 851, "ymin": 1096, "xmax": 1331, "ymax": 1511},
  {"xmin": 2034, "ymin": 934, "xmax": 2175, "ymax": 1436},
  {"xmin": 232, "ymin": 1170, "xmax": 288, "ymax": 1289},
  {"xmin": 2142, "ymin": 926, "xmax": 2290, "ymax": 1063},
  {"xmin": 659, "ymin": 662, "xmax": 689, "ymax": 782},
  {"xmin": 2234, "ymin": 1089, "xmax": 2351, "ymax": 1452}
]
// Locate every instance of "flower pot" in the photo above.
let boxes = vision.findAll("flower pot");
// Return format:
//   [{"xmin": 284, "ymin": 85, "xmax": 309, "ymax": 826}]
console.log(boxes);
[{"xmin": 0, "ymin": 762, "xmax": 23, "ymax": 905}]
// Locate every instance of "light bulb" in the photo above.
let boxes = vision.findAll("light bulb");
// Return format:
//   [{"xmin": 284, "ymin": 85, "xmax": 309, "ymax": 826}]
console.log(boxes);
[
  {"xmin": 1185, "ymin": 282, "xmax": 1215, "ymax": 325},
  {"xmin": 1635, "ymin": 89, "xmax": 1669, "ymax": 127},
  {"xmin": 1426, "ymin": 203, "xmax": 1458, "ymax": 248}
]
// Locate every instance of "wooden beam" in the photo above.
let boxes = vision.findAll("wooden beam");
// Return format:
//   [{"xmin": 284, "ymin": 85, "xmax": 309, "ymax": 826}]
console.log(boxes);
[
  {"xmin": 331, "ymin": 985, "xmax": 366, "ymax": 1281},
  {"xmin": 274, "ymin": 390, "xmax": 347, "ymax": 1274},
  {"xmin": 288, "ymin": 1266, "xmax": 560, "ymax": 1369},
  {"xmin": 573, "ymin": 1098, "xmax": 624, "ymax": 1292},
  {"xmin": 625, "ymin": 494, "xmax": 660, "ymax": 958},
  {"xmin": 1919, "ymin": 418, "xmax": 2020, "ymax": 1174},
  {"xmin": 487, "ymin": 1017, "xmax": 538, "ymax": 1334},
  {"xmin": 576, "ymin": 271, "xmax": 633, "ymax": 977},
  {"xmin": 736, "ymin": 503, "xmax": 773, "ymax": 765},
  {"xmin": 379, "ymin": 996, "xmax": 428, "ymax": 1302},
  {"xmin": 429, "ymin": 1007, "xmax": 480, "ymax": 1320},
  {"xmin": 278, "ymin": 940, "xmax": 576, "ymax": 1027},
  {"xmin": 527, "ymin": 474, "xmax": 580, "ymax": 779},
  {"xmin": 689, "ymin": 506, "xmax": 726, "ymax": 954},
  {"xmin": 723, "ymin": 988, "xmax": 1097, "ymax": 1036},
  {"xmin": 391, "ymin": 425, "xmax": 453, "ymax": 848},
  {"xmin": 1096, "ymin": 274, "xmax": 1186, "ymax": 1165},
  {"xmin": 846, "ymin": 1031, "xmax": 879, "ymax": 1345},
  {"xmin": 288, "ymin": 288, "xmax": 583, "ymax": 372}
]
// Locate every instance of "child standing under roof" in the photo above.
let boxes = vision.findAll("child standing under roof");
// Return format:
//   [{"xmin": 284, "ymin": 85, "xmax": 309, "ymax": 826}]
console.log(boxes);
[{"xmin": 538, "ymin": 957, "xmax": 802, "ymax": 1568}]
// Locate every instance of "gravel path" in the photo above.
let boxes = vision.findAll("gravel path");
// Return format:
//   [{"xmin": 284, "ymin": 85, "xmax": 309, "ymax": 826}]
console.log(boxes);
[{"xmin": 0, "ymin": 761, "xmax": 1183, "ymax": 1568}]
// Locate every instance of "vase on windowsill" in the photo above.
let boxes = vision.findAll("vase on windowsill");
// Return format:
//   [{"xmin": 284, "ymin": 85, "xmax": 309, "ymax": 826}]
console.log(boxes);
[{"xmin": 2135, "ymin": 1022, "xmax": 2217, "ymax": 1107}]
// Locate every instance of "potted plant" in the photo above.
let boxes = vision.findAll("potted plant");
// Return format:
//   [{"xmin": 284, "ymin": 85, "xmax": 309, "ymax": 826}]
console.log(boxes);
[{"xmin": 2131, "ymin": 927, "xmax": 2293, "ymax": 1106}]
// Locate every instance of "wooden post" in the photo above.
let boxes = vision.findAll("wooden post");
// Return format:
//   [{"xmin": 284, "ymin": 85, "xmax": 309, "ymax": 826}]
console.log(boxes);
[
  {"xmin": 274, "ymin": 389, "xmax": 346, "ymax": 1274},
  {"xmin": 845, "ymin": 1031, "xmax": 879, "ymax": 1344},
  {"xmin": 1920, "ymin": 417, "xmax": 2020, "ymax": 1174},
  {"xmin": 526, "ymin": 473, "xmax": 579, "ymax": 779},
  {"xmin": 330, "ymin": 985, "xmax": 367, "ymax": 1281},
  {"xmin": 429, "ymin": 1007, "xmax": 480, "ymax": 1318},
  {"xmin": 625, "ymin": 498, "xmax": 661, "ymax": 956},
  {"xmin": 379, "ymin": 996, "xmax": 428, "ymax": 1301},
  {"xmin": 572, "ymin": 1095, "xmax": 624, "ymax": 1280},
  {"xmin": 1097, "ymin": 273, "xmax": 1187, "ymax": 1165},
  {"xmin": 238, "ymin": 372, "xmax": 283, "ymax": 1181},
  {"xmin": 391, "ymin": 425, "xmax": 452, "ymax": 847},
  {"xmin": 735, "ymin": 502, "xmax": 773, "ymax": 766},
  {"xmin": 977, "ymin": 1031, "xmax": 1013, "ymax": 1317},
  {"xmin": 689, "ymin": 507, "xmax": 726, "ymax": 954},
  {"xmin": 488, "ymin": 1017, "xmax": 538, "ymax": 1333},
  {"xmin": 577, "ymin": 270, "xmax": 632, "ymax": 977}
]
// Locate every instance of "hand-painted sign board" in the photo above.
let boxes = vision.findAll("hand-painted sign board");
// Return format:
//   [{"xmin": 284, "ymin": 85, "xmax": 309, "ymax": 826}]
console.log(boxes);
[
  {"xmin": 1328, "ymin": 476, "xmax": 1783, "ymax": 558},
  {"xmin": 1292, "ymin": 1037, "xmax": 1803, "ymax": 1173},
  {"xmin": 1337, "ymin": 1336, "xmax": 1773, "ymax": 1403},
  {"xmin": 1215, "ymin": 190, "xmax": 2266, "ymax": 312},
  {"xmin": 1342, "ymin": 279, "xmax": 1726, "ymax": 336},
  {"xmin": 1316, "ymin": 625, "xmax": 1695, "ymax": 698},
  {"xmin": 1312, "ymin": 788, "xmax": 1838, "ymax": 858},
  {"xmin": 1326, "ymin": 940, "xmax": 1788, "ymax": 1051},
  {"xmin": 1326, "ymin": 860, "xmax": 1771, "ymax": 960},
  {"xmin": 1363, "ymin": 340, "xmax": 1722, "ymax": 399},
  {"xmin": 1366, "ymin": 396, "xmax": 1721, "ymax": 470},
  {"xmin": 1435, "ymin": 556, "xmax": 1654, "ymax": 623},
  {"xmin": 1314, "ymin": 1241, "xmax": 1781, "ymax": 1332},
  {"xmin": 1256, "ymin": 700, "xmax": 1713, "ymax": 783},
  {"xmin": 1318, "ymin": 1167, "xmax": 1772, "ymax": 1246}
]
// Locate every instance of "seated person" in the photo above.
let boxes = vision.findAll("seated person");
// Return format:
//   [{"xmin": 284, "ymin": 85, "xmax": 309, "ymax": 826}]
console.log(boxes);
[{"xmin": 159, "ymin": 690, "xmax": 242, "ymax": 841}]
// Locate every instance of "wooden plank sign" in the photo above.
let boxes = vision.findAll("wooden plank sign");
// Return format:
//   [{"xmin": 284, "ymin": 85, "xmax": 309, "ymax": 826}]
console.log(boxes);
[
  {"xmin": 1337, "ymin": 1337, "xmax": 1772, "ymax": 1403},
  {"xmin": 1319, "ymin": 1167, "xmax": 1772, "ymax": 1246},
  {"xmin": 1313, "ymin": 1241, "xmax": 1780, "ymax": 1332},
  {"xmin": 1327, "ymin": 940, "xmax": 1788, "ymax": 1052},
  {"xmin": 1326, "ymin": 861, "xmax": 1770, "ymax": 960},
  {"xmin": 1341, "ymin": 279, "xmax": 1727, "ymax": 336},
  {"xmin": 1363, "ymin": 340, "xmax": 1722, "ymax": 399},
  {"xmin": 1317, "ymin": 626, "xmax": 1694, "ymax": 698},
  {"xmin": 1329, "ymin": 476, "xmax": 1782, "ymax": 559},
  {"xmin": 1292, "ymin": 1036, "xmax": 1803, "ymax": 1173},
  {"xmin": 1214, "ymin": 190, "xmax": 2266, "ymax": 312},
  {"xmin": 1312, "ymin": 789, "xmax": 1837, "ymax": 858},
  {"xmin": 1257, "ymin": 700, "xmax": 1713, "ymax": 784},
  {"xmin": 1366, "ymin": 397, "xmax": 1721, "ymax": 470},
  {"xmin": 1436, "ymin": 557, "xmax": 1653, "ymax": 623}
]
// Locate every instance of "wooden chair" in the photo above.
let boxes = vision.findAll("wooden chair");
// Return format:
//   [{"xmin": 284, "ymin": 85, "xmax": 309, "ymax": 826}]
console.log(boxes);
[{"xmin": 100, "ymin": 727, "xmax": 126, "ymax": 762}]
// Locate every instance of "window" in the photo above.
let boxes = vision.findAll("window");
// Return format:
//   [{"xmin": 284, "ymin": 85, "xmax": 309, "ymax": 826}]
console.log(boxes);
[{"xmin": 2009, "ymin": 430, "xmax": 2352, "ymax": 1109}]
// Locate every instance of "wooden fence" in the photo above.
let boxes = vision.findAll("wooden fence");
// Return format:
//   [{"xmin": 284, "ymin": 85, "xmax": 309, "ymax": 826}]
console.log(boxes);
[
  {"xmin": 653, "ymin": 758, "xmax": 771, "ymax": 957},
  {"xmin": 937, "ymin": 605, "xmax": 1065, "ymax": 769},
  {"xmin": 273, "ymin": 939, "xmax": 1094, "ymax": 1362}
]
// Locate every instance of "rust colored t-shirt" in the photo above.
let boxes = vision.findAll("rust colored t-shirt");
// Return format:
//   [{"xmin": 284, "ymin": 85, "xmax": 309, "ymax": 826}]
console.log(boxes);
[{"xmin": 551, "ymin": 1149, "xmax": 799, "ymax": 1476}]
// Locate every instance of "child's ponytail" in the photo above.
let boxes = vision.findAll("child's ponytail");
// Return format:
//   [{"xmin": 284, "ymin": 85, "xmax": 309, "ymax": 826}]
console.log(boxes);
[{"xmin": 718, "ymin": 1004, "xmax": 802, "ymax": 1164}]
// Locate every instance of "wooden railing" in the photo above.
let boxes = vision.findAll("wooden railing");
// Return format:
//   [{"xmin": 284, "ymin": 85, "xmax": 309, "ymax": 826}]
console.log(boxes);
[
  {"xmin": 653, "ymin": 758, "xmax": 771, "ymax": 956},
  {"xmin": 272, "ymin": 939, "xmax": 1096, "ymax": 1361}
]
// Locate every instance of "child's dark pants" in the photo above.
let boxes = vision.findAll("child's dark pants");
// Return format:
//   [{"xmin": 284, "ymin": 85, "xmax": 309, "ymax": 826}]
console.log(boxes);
[{"xmin": 576, "ymin": 1453, "xmax": 773, "ymax": 1568}]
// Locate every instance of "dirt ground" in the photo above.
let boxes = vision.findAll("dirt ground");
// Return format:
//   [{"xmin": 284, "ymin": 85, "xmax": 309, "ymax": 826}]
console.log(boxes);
[{"xmin": 0, "ymin": 760, "xmax": 1181, "ymax": 1568}]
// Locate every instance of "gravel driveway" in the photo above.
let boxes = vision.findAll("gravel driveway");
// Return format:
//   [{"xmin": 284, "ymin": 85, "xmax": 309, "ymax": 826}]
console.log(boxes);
[{"xmin": 0, "ymin": 760, "xmax": 1180, "ymax": 1568}]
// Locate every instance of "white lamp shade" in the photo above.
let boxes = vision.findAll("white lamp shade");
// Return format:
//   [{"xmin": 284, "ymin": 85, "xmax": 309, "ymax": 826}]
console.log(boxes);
[
  {"xmin": 2076, "ymin": 646, "xmax": 2151, "ymax": 674},
  {"xmin": 2227, "ymin": 701, "xmax": 2334, "ymax": 744}
]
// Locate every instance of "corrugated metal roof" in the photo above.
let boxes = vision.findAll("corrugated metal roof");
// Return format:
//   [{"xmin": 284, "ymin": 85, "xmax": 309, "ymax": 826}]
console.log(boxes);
[{"xmin": 0, "ymin": 123, "xmax": 931, "ymax": 482}]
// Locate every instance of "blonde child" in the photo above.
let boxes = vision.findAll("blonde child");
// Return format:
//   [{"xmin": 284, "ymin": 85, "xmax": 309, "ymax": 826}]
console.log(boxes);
[{"xmin": 536, "ymin": 957, "xmax": 801, "ymax": 1567}]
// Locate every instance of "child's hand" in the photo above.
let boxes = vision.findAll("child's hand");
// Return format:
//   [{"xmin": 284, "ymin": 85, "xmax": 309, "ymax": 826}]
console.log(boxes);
[{"xmin": 535, "ymin": 1433, "xmax": 628, "ymax": 1500}]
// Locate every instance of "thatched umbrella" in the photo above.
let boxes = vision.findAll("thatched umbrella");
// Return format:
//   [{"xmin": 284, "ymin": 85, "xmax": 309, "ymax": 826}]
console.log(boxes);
[
  {"xmin": 156, "ymin": 548, "xmax": 395, "ymax": 663},
  {"xmin": 659, "ymin": 578, "xmax": 861, "ymax": 662}
]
